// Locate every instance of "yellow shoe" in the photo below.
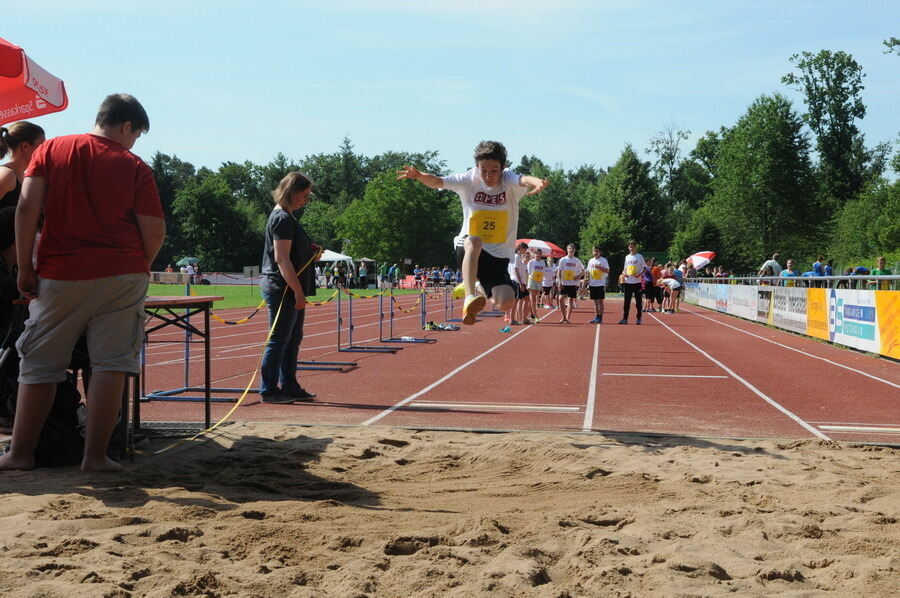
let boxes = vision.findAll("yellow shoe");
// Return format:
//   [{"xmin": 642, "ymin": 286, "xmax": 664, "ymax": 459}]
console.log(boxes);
[
  {"xmin": 451, "ymin": 282, "xmax": 466, "ymax": 300},
  {"xmin": 462, "ymin": 294, "xmax": 486, "ymax": 325}
]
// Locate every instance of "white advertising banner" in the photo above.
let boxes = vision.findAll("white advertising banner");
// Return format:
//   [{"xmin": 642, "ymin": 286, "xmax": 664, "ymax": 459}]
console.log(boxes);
[
  {"xmin": 727, "ymin": 284, "xmax": 757, "ymax": 320},
  {"xmin": 772, "ymin": 287, "xmax": 807, "ymax": 334},
  {"xmin": 829, "ymin": 289, "xmax": 879, "ymax": 353}
]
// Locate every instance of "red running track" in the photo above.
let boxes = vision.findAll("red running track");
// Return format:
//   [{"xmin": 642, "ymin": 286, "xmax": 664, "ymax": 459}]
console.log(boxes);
[{"xmin": 136, "ymin": 293, "xmax": 900, "ymax": 445}]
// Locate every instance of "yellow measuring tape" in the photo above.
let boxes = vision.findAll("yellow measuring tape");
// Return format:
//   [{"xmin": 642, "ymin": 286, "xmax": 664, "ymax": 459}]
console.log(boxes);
[
  {"xmin": 152, "ymin": 252, "xmax": 319, "ymax": 454},
  {"xmin": 339, "ymin": 286, "xmax": 389, "ymax": 299},
  {"xmin": 390, "ymin": 289, "xmax": 424, "ymax": 313}
]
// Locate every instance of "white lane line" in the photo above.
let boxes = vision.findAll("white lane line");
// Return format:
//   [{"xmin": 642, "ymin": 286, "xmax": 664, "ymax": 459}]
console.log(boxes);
[
  {"xmin": 649, "ymin": 313, "xmax": 831, "ymax": 441},
  {"xmin": 602, "ymin": 373, "xmax": 728, "ymax": 379},
  {"xmin": 819, "ymin": 425, "xmax": 900, "ymax": 433},
  {"xmin": 582, "ymin": 324, "xmax": 601, "ymax": 431},
  {"xmin": 410, "ymin": 402, "xmax": 581, "ymax": 412},
  {"xmin": 683, "ymin": 306, "xmax": 900, "ymax": 390},
  {"xmin": 362, "ymin": 322, "xmax": 537, "ymax": 426}
]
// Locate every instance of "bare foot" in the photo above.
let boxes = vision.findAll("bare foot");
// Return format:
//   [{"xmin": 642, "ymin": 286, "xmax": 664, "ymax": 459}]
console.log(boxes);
[
  {"xmin": 81, "ymin": 456, "xmax": 122, "ymax": 473},
  {"xmin": 0, "ymin": 451, "xmax": 36, "ymax": 471}
]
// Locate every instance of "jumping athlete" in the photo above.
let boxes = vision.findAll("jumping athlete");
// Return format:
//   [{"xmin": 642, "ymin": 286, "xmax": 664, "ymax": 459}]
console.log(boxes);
[{"xmin": 397, "ymin": 141, "xmax": 549, "ymax": 324}]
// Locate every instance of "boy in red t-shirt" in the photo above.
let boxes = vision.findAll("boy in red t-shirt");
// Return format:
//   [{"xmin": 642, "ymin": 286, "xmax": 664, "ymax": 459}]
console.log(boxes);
[{"xmin": 0, "ymin": 94, "xmax": 165, "ymax": 472}]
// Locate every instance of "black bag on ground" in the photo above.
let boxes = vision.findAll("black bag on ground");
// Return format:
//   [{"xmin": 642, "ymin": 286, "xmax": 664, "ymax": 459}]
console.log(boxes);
[{"xmin": 3, "ymin": 372, "xmax": 85, "ymax": 468}]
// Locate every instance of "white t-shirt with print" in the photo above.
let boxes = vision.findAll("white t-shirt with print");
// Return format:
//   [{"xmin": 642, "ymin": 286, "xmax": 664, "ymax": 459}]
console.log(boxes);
[
  {"xmin": 542, "ymin": 264, "xmax": 557, "ymax": 287},
  {"xmin": 557, "ymin": 256, "xmax": 584, "ymax": 286},
  {"xmin": 623, "ymin": 253, "xmax": 647, "ymax": 284},
  {"xmin": 586, "ymin": 256, "xmax": 610, "ymax": 287},
  {"xmin": 442, "ymin": 168, "xmax": 527, "ymax": 260},
  {"xmin": 528, "ymin": 259, "xmax": 546, "ymax": 284}
]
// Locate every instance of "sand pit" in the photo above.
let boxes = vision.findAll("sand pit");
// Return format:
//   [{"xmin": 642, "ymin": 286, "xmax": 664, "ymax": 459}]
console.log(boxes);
[{"xmin": 1, "ymin": 423, "xmax": 898, "ymax": 597}]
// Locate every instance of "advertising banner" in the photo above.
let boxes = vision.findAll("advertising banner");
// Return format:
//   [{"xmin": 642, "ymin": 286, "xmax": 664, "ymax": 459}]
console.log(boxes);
[
  {"xmin": 756, "ymin": 288, "xmax": 773, "ymax": 324},
  {"xmin": 830, "ymin": 289, "xmax": 879, "ymax": 353},
  {"xmin": 806, "ymin": 288, "xmax": 830, "ymax": 341},
  {"xmin": 772, "ymin": 287, "xmax": 807, "ymax": 334},
  {"xmin": 715, "ymin": 284, "xmax": 729, "ymax": 313},
  {"xmin": 697, "ymin": 283, "xmax": 716, "ymax": 309},
  {"xmin": 728, "ymin": 285, "xmax": 757, "ymax": 320},
  {"xmin": 875, "ymin": 291, "xmax": 900, "ymax": 360}
]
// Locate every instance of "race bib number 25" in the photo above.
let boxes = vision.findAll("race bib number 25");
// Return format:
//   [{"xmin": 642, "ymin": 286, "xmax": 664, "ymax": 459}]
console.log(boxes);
[{"xmin": 469, "ymin": 210, "xmax": 509, "ymax": 244}]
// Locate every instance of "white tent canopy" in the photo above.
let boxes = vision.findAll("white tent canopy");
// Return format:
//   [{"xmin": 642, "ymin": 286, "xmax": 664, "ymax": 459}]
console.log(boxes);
[{"xmin": 319, "ymin": 249, "xmax": 353, "ymax": 263}]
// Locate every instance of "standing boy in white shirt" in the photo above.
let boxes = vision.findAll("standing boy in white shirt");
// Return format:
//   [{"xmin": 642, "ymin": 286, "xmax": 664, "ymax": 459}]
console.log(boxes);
[
  {"xmin": 585, "ymin": 245, "xmax": 610, "ymax": 323},
  {"xmin": 556, "ymin": 243, "xmax": 584, "ymax": 324},
  {"xmin": 397, "ymin": 141, "xmax": 549, "ymax": 325},
  {"xmin": 619, "ymin": 240, "xmax": 647, "ymax": 325}
]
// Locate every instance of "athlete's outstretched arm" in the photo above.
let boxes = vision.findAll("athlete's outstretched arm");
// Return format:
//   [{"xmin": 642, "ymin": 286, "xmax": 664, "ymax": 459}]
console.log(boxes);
[
  {"xmin": 397, "ymin": 166, "xmax": 443, "ymax": 189},
  {"xmin": 520, "ymin": 175, "xmax": 550, "ymax": 196}
]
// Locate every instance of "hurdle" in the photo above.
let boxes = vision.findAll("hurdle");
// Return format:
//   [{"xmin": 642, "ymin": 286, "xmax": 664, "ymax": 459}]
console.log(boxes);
[
  {"xmin": 445, "ymin": 287, "xmax": 462, "ymax": 323},
  {"xmin": 337, "ymin": 286, "xmax": 399, "ymax": 353},
  {"xmin": 383, "ymin": 288, "xmax": 437, "ymax": 344}
]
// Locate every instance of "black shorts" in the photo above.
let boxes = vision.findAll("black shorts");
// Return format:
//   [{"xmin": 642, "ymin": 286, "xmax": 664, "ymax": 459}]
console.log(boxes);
[
  {"xmin": 455, "ymin": 243, "xmax": 514, "ymax": 298},
  {"xmin": 589, "ymin": 286, "xmax": 606, "ymax": 300},
  {"xmin": 560, "ymin": 285, "xmax": 578, "ymax": 299}
]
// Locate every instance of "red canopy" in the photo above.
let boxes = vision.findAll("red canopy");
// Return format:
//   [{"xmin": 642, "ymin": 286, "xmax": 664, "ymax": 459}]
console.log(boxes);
[
  {"xmin": 516, "ymin": 238, "xmax": 565, "ymax": 258},
  {"xmin": 0, "ymin": 37, "xmax": 68, "ymax": 126}
]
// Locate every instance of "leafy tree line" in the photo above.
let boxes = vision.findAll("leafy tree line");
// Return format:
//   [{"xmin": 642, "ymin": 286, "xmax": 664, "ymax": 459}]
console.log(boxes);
[{"xmin": 152, "ymin": 46, "xmax": 898, "ymax": 278}]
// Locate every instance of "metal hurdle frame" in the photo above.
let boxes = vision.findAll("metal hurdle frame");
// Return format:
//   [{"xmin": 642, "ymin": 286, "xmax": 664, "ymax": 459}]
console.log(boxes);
[
  {"xmin": 382, "ymin": 287, "xmax": 437, "ymax": 344},
  {"xmin": 337, "ymin": 286, "xmax": 399, "ymax": 353}
]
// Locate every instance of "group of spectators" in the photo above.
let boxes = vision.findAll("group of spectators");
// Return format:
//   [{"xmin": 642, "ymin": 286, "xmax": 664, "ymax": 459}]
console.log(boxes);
[
  {"xmin": 411, "ymin": 265, "xmax": 462, "ymax": 289},
  {"xmin": 756, "ymin": 253, "xmax": 895, "ymax": 289}
]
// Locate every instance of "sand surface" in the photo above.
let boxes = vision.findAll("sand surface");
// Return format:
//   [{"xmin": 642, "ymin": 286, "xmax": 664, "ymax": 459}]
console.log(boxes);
[{"xmin": 1, "ymin": 423, "xmax": 898, "ymax": 597}]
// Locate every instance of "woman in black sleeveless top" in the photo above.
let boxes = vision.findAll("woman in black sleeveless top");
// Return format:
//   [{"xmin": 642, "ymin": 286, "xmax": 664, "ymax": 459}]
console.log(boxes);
[{"xmin": 0, "ymin": 121, "xmax": 45, "ymax": 209}]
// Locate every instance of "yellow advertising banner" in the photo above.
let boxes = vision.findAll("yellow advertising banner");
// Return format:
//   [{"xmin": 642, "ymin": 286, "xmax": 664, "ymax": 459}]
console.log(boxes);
[
  {"xmin": 875, "ymin": 290, "xmax": 900, "ymax": 360},
  {"xmin": 806, "ymin": 288, "xmax": 830, "ymax": 341}
]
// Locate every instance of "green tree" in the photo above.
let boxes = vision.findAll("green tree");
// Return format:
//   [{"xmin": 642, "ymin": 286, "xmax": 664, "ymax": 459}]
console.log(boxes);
[
  {"xmin": 689, "ymin": 130, "xmax": 724, "ymax": 178},
  {"xmin": 336, "ymin": 171, "xmax": 458, "ymax": 266},
  {"xmin": 668, "ymin": 206, "xmax": 724, "ymax": 267},
  {"xmin": 300, "ymin": 201, "xmax": 342, "ymax": 251},
  {"xmin": 579, "ymin": 200, "xmax": 631, "ymax": 284},
  {"xmin": 150, "ymin": 152, "xmax": 197, "ymax": 269},
  {"xmin": 709, "ymin": 93, "xmax": 817, "ymax": 271},
  {"xmin": 591, "ymin": 144, "xmax": 666, "ymax": 249},
  {"xmin": 668, "ymin": 159, "xmax": 713, "ymax": 232},
  {"xmin": 172, "ymin": 174, "xmax": 259, "ymax": 271},
  {"xmin": 524, "ymin": 165, "xmax": 586, "ymax": 248},
  {"xmin": 782, "ymin": 50, "xmax": 868, "ymax": 205},
  {"xmin": 646, "ymin": 122, "xmax": 691, "ymax": 204},
  {"xmin": 829, "ymin": 179, "xmax": 900, "ymax": 265}
]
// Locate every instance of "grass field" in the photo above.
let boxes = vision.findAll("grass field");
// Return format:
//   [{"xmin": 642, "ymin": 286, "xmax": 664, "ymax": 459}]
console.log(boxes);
[{"xmin": 147, "ymin": 284, "xmax": 426, "ymax": 310}]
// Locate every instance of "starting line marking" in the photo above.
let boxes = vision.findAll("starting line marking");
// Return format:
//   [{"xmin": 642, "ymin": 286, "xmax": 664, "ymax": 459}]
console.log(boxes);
[
  {"xmin": 602, "ymin": 373, "xmax": 728, "ymax": 379},
  {"xmin": 650, "ymin": 313, "xmax": 831, "ymax": 441},
  {"xmin": 818, "ymin": 424, "xmax": 900, "ymax": 434},
  {"xmin": 410, "ymin": 402, "xmax": 581, "ymax": 413}
]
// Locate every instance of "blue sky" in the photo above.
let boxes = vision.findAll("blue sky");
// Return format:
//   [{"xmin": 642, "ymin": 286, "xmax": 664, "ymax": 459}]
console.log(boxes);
[{"xmin": 4, "ymin": 0, "xmax": 898, "ymax": 173}]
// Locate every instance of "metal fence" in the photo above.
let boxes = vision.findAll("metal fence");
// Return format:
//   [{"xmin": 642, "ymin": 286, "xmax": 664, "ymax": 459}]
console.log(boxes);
[{"xmin": 687, "ymin": 275, "xmax": 900, "ymax": 290}]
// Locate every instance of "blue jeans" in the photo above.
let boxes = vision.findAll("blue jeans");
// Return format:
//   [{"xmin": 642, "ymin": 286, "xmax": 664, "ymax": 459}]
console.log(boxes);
[{"xmin": 259, "ymin": 286, "xmax": 306, "ymax": 395}]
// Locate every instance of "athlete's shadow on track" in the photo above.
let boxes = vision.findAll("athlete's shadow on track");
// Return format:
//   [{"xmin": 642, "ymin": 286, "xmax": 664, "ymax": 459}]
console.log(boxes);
[{"xmin": 575, "ymin": 431, "xmax": 788, "ymax": 459}]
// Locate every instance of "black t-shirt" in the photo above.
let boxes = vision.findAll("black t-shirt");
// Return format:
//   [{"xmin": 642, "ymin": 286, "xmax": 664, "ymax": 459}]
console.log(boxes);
[{"xmin": 260, "ymin": 207, "xmax": 315, "ymax": 296}]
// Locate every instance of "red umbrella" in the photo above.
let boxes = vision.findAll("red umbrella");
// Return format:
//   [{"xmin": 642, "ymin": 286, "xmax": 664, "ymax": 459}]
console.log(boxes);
[
  {"xmin": 0, "ymin": 37, "xmax": 68, "ymax": 126},
  {"xmin": 687, "ymin": 251, "xmax": 716, "ymax": 270},
  {"xmin": 516, "ymin": 238, "xmax": 565, "ymax": 258}
]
